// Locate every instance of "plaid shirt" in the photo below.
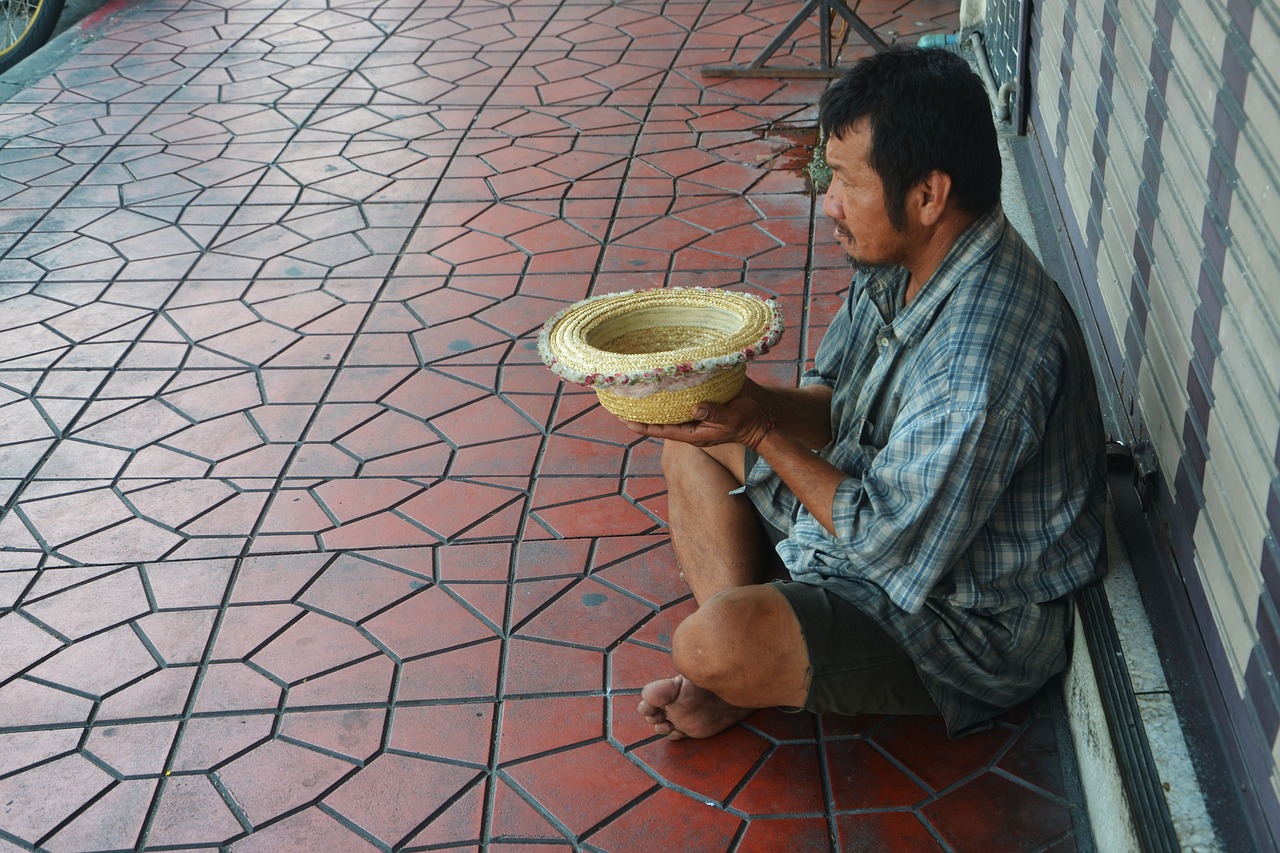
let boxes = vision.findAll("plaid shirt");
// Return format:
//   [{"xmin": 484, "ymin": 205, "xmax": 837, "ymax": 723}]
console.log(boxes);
[{"xmin": 745, "ymin": 206, "xmax": 1107, "ymax": 736}]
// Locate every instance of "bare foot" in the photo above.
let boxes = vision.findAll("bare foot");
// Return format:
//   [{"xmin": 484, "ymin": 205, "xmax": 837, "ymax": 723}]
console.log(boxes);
[{"xmin": 636, "ymin": 674, "xmax": 752, "ymax": 740}]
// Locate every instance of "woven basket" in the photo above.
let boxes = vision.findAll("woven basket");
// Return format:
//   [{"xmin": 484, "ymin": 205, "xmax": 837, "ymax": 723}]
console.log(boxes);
[{"xmin": 539, "ymin": 287, "xmax": 783, "ymax": 424}]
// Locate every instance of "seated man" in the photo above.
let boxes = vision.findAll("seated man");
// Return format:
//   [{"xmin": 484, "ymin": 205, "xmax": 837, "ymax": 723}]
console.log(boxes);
[{"xmin": 625, "ymin": 47, "xmax": 1108, "ymax": 740}]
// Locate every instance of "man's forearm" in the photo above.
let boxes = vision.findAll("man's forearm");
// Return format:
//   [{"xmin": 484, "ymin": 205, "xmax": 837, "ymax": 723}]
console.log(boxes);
[
  {"xmin": 739, "ymin": 379, "xmax": 833, "ymax": 450},
  {"xmin": 751, "ymin": 425, "xmax": 846, "ymax": 537}
]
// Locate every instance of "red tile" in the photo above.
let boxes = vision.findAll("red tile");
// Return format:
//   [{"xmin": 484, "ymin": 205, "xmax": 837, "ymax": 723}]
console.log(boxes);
[
  {"xmin": 225, "ymin": 807, "xmax": 382, "ymax": 852},
  {"xmin": 446, "ymin": 581, "xmax": 508, "ymax": 630},
  {"xmin": 359, "ymin": 443, "xmax": 454, "ymax": 477},
  {"xmin": 502, "ymin": 741, "xmax": 656, "ymax": 836},
  {"xmin": 607, "ymin": 640, "xmax": 673, "ymax": 693},
  {"xmin": 402, "ymin": 777, "xmax": 487, "ymax": 848},
  {"xmin": 538, "ymin": 433, "xmax": 629, "ymax": 476},
  {"xmin": 625, "ymin": 598, "xmax": 695, "ymax": 650},
  {"xmin": 504, "ymin": 638, "xmax": 603, "ymax": 694},
  {"xmin": 45, "ymin": 779, "xmax": 159, "ymax": 853},
  {"xmin": 0, "ymin": 612, "xmax": 64, "ymax": 682},
  {"xmin": 585, "ymin": 787, "xmax": 741, "ymax": 852},
  {"xmin": 871, "ymin": 715, "xmax": 1014, "ymax": 792},
  {"xmin": 729, "ymin": 743, "xmax": 827, "ymax": 816},
  {"xmin": 631, "ymin": 725, "xmax": 770, "ymax": 804},
  {"xmin": 278, "ymin": 708, "xmax": 385, "ymax": 763},
  {"xmin": 217, "ymin": 738, "xmax": 356, "ymax": 827},
  {"xmin": 0, "ymin": 754, "xmax": 114, "ymax": 845},
  {"xmin": 448, "ymin": 435, "xmax": 542, "ymax": 477},
  {"xmin": 171, "ymin": 714, "xmax": 275, "ymax": 772},
  {"xmin": 746, "ymin": 707, "xmax": 821, "ymax": 742},
  {"xmin": 84, "ymin": 720, "xmax": 180, "ymax": 777},
  {"xmin": 431, "ymin": 395, "xmax": 543, "ymax": 445},
  {"xmin": 608, "ymin": 693, "xmax": 660, "ymax": 750},
  {"xmin": 738, "ymin": 817, "xmax": 833, "ymax": 852},
  {"xmin": 324, "ymin": 753, "xmax": 480, "ymax": 846},
  {"xmin": 827, "ymin": 738, "xmax": 931, "ymax": 810},
  {"xmin": 923, "ymin": 771, "xmax": 1074, "ymax": 851},
  {"xmin": 498, "ymin": 696, "xmax": 605, "ymax": 764},
  {"xmin": 0, "ymin": 729, "xmax": 80, "ymax": 776},
  {"xmin": 192, "ymin": 662, "xmax": 284, "ymax": 713},
  {"xmin": 490, "ymin": 777, "xmax": 570, "ymax": 843},
  {"xmin": 229, "ymin": 550, "xmax": 330, "ymax": 604},
  {"xmin": 250, "ymin": 611, "xmax": 380, "ymax": 683},
  {"xmin": 27, "ymin": 624, "xmax": 159, "ymax": 699},
  {"xmin": 296, "ymin": 553, "xmax": 420, "ymax": 620},
  {"xmin": 146, "ymin": 774, "xmax": 244, "ymax": 847},
  {"xmin": 389, "ymin": 703, "xmax": 495, "ymax": 766},
  {"xmin": 212, "ymin": 603, "xmax": 303, "ymax": 660},
  {"xmin": 320, "ymin": 510, "xmax": 440, "ymax": 550},
  {"xmin": 97, "ymin": 667, "xmax": 198, "ymax": 722},
  {"xmin": 396, "ymin": 638, "xmax": 502, "ymax": 702},
  {"xmin": 440, "ymin": 541, "xmax": 515, "ymax": 581},
  {"xmin": 533, "ymin": 492, "xmax": 660, "ymax": 538},
  {"xmin": 836, "ymin": 811, "xmax": 945, "ymax": 852},
  {"xmin": 340, "ymin": 412, "xmax": 446, "ymax": 462},
  {"xmin": 286, "ymin": 655, "xmax": 395, "ymax": 708},
  {"xmin": 396, "ymin": 480, "xmax": 525, "ymax": 540},
  {"xmin": 516, "ymin": 577, "xmax": 654, "ymax": 650},
  {"xmin": 363, "ymin": 585, "xmax": 497, "ymax": 658},
  {"xmin": 509, "ymin": 577, "xmax": 577, "ymax": 627},
  {"xmin": 591, "ymin": 545, "xmax": 691, "ymax": 604}
]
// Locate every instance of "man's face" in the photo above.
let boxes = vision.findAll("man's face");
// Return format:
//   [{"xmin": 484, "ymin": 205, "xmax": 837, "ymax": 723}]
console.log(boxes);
[{"xmin": 820, "ymin": 120, "xmax": 905, "ymax": 268}]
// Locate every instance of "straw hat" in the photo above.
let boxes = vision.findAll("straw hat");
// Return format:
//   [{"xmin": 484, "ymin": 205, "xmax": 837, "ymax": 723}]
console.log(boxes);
[{"xmin": 539, "ymin": 287, "xmax": 784, "ymax": 424}]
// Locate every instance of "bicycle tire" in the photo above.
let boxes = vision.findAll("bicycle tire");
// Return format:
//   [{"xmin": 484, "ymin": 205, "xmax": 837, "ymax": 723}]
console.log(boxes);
[{"xmin": 0, "ymin": 0, "xmax": 67, "ymax": 73}]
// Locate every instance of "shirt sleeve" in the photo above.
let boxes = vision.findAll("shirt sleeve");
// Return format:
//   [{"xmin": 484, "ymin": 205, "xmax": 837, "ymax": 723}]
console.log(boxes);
[{"xmin": 818, "ymin": 402, "xmax": 1039, "ymax": 614}]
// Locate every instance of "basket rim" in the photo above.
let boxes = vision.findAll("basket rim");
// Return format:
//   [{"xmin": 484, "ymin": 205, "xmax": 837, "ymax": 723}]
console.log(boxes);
[{"xmin": 538, "ymin": 286, "xmax": 784, "ymax": 389}]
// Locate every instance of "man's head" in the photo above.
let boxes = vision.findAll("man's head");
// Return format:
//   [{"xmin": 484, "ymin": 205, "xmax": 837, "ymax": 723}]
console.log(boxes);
[{"xmin": 819, "ymin": 48, "xmax": 1001, "ymax": 233}]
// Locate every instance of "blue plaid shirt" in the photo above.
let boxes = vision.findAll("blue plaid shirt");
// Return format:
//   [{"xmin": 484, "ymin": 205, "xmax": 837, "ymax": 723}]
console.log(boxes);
[{"xmin": 745, "ymin": 206, "xmax": 1107, "ymax": 735}]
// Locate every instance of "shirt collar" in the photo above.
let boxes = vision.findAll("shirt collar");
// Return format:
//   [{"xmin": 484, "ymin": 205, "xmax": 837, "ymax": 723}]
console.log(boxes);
[{"xmin": 889, "ymin": 204, "xmax": 1007, "ymax": 347}]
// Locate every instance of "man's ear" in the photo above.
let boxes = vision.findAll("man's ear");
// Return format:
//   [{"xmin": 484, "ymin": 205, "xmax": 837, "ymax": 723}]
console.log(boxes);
[{"xmin": 913, "ymin": 169, "xmax": 953, "ymax": 228}]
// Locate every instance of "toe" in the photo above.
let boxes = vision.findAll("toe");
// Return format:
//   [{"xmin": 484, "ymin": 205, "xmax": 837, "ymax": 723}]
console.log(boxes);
[{"xmin": 640, "ymin": 675, "xmax": 684, "ymax": 710}]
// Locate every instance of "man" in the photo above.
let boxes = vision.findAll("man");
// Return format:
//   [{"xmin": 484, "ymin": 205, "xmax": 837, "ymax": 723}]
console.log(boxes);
[{"xmin": 625, "ymin": 48, "xmax": 1107, "ymax": 740}]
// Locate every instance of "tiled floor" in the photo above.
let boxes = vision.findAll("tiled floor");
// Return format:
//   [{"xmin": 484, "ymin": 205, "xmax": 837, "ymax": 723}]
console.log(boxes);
[{"xmin": 0, "ymin": 0, "xmax": 1090, "ymax": 850}]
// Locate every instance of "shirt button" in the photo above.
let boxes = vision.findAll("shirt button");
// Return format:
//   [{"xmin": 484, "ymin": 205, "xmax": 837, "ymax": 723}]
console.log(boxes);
[{"xmin": 877, "ymin": 335, "xmax": 890, "ymax": 347}]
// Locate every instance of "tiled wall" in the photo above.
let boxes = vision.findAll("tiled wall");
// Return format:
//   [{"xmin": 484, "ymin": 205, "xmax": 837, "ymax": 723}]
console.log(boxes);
[{"xmin": 1028, "ymin": 0, "xmax": 1280, "ymax": 839}]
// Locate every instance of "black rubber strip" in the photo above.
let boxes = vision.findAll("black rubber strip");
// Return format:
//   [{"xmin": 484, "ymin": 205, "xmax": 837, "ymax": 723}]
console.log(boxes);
[{"xmin": 1077, "ymin": 580, "xmax": 1180, "ymax": 852}]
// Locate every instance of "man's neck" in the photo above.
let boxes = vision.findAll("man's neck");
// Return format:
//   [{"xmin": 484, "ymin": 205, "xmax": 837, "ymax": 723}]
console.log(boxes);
[{"xmin": 902, "ymin": 209, "xmax": 982, "ymax": 304}]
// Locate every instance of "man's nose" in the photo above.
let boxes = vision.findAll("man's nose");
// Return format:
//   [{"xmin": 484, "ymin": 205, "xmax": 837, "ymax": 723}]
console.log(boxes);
[{"xmin": 821, "ymin": 184, "xmax": 841, "ymax": 220}]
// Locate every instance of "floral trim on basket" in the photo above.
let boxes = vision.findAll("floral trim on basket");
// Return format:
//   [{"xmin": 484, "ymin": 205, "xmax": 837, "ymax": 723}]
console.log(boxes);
[{"xmin": 537, "ymin": 288, "xmax": 784, "ymax": 397}]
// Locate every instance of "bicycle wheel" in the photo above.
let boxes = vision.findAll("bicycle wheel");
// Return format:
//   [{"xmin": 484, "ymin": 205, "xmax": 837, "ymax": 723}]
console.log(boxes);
[{"xmin": 0, "ymin": 0, "xmax": 66, "ymax": 74}]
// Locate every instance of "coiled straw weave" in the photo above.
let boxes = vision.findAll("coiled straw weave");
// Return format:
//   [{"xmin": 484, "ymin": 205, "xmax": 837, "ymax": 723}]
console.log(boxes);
[{"xmin": 540, "ymin": 287, "xmax": 782, "ymax": 424}]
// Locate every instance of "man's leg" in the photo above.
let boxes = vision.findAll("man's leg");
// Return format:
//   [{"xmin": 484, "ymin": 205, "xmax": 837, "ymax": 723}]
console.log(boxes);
[
  {"xmin": 639, "ymin": 440, "xmax": 811, "ymax": 739},
  {"xmin": 659, "ymin": 439, "xmax": 772, "ymax": 603},
  {"xmin": 639, "ymin": 583, "xmax": 811, "ymax": 738}
]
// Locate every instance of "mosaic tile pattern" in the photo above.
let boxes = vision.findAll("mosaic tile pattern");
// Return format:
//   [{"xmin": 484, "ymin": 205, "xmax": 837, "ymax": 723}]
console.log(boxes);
[{"xmin": 1, "ymin": 0, "xmax": 1087, "ymax": 849}]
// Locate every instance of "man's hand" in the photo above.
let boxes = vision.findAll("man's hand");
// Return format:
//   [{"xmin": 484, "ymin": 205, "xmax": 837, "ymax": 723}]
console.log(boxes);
[{"xmin": 622, "ymin": 396, "xmax": 773, "ymax": 448}]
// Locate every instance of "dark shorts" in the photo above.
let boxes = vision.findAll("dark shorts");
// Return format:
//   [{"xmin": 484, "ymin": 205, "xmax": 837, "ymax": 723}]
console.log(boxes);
[
  {"xmin": 746, "ymin": 448, "xmax": 939, "ymax": 718},
  {"xmin": 769, "ymin": 579, "xmax": 940, "ymax": 717}
]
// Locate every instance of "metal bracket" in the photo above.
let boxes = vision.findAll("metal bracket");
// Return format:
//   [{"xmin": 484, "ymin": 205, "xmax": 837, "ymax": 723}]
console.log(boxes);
[
  {"xmin": 1105, "ymin": 439, "xmax": 1159, "ymax": 512},
  {"xmin": 701, "ymin": 0, "xmax": 890, "ymax": 79}
]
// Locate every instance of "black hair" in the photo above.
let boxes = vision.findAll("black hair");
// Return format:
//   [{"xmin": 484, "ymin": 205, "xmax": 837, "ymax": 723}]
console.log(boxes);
[{"xmin": 819, "ymin": 47, "xmax": 1001, "ymax": 230}]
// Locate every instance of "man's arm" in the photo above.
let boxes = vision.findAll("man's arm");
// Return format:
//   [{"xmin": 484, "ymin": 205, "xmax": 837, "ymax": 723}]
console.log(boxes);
[
  {"xmin": 621, "ymin": 378, "xmax": 847, "ymax": 536},
  {"xmin": 736, "ymin": 379, "xmax": 834, "ymax": 451}
]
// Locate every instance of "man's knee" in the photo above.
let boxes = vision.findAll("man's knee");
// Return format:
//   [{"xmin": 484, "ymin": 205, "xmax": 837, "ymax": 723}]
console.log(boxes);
[
  {"xmin": 661, "ymin": 438, "xmax": 744, "ymax": 487},
  {"xmin": 671, "ymin": 586, "xmax": 782, "ymax": 687},
  {"xmin": 660, "ymin": 439, "xmax": 700, "ymax": 481}
]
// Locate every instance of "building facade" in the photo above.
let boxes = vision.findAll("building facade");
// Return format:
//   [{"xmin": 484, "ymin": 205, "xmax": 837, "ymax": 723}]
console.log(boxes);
[{"xmin": 979, "ymin": 0, "xmax": 1279, "ymax": 846}]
